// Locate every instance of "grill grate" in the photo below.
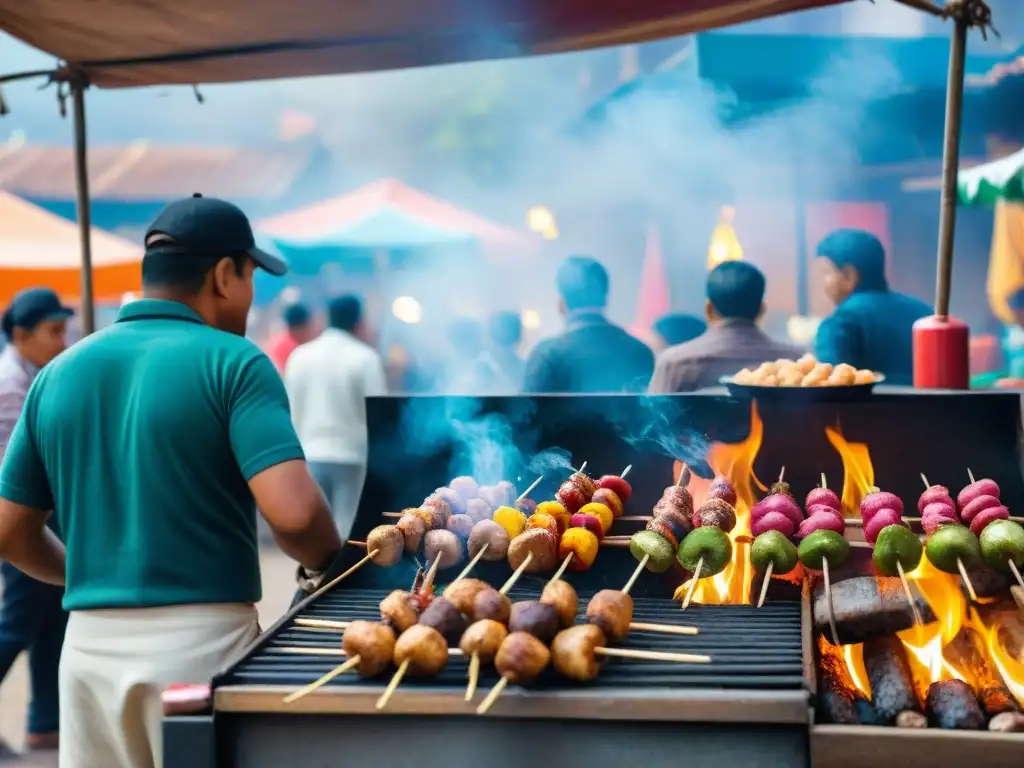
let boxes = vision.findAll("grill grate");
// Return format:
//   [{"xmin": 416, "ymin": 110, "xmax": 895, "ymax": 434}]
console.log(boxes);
[{"xmin": 220, "ymin": 588, "xmax": 804, "ymax": 693}]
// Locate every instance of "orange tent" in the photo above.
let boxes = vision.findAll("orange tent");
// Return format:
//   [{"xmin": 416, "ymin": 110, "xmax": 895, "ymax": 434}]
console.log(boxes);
[{"xmin": 0, "ymin": 191, "xmax": 141, "ymax": 305}]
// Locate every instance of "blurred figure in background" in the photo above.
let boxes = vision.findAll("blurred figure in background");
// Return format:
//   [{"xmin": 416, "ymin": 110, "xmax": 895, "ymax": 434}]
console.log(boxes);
[
  {"xmin": 485, "ymin": 311, "xmax": 526, "ymax": 390},
  {"xmin": 439, "ymin": 317, "xmax": 489, "ymax": 393},
  {"xmin": 650, "ymin": 261, "xmax": 801, "ymax": 392},
  {"xmin": 815, "ymin": 229, "xmax": 930, "ymax": 386},
  {"xmin": 0, "ymin": 288, "xmax": 72, "ymax": 758},
  {"xmin": 285, "ymin": 294, "xmax": 387, "ymax": 539},
  {"xmin": 523, "ymin": 255, "xmax": 654, "ymax": 393},
  {"xmin": 650, "ymin": 313, "xmax": 707, "ymax": 354},
  {"xmin": 267, "ymin": 302, "xmax": 316, "ymax": 373}
]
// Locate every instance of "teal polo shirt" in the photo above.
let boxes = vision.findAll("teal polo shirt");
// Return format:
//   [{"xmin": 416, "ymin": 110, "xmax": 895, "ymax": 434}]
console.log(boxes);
[{"xmin": 0, "ymin": 299, "xmax": 304, "ymax": 611}]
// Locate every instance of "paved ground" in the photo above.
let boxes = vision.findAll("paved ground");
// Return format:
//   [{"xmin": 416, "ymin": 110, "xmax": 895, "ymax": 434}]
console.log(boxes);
[{"xmin": 0, "ymin": 548, "xmax": 296, "ymax": 767}]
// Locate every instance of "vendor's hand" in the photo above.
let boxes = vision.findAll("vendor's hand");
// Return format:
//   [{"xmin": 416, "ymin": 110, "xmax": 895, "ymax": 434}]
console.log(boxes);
[{"xmin": 290, "ymin": 548, "xmax": 346, "ymax": 609}]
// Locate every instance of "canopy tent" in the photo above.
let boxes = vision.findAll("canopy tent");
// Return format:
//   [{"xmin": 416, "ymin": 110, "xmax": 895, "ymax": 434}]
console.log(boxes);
[
  {"xmin": 957, "ymin": 147, "xmax": 1024, "ymax": 205},
  {"xmin": 258, "ymin": 178, "xmax": 522, "ymax": 250},
  {"xmin": 0, "ymin": 0, "xmax": 850, "ymax": 88},
  {"xmin": 0, "ymin": 190, "xmax": 140, "ymax": 304}
]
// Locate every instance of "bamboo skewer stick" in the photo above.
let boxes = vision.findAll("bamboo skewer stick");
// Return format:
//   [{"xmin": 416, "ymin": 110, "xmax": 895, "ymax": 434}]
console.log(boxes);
[
  {"xmin": 375, "ymin": 659, "xmax": 409, "ymax": 710},
  {"xmin": 822, "ymin": 557, "xmax": 840, "ymax": 647},
  {"xmin": 676, "ymin": 463, "xmax": 690, "ymax": 487},
  {"xmin": 756, "ymin": 562, "xmax": 773, "ymax": 609},
  {"xmin": 920, "ymin": 474, "xmax": 980, "ymax": 601},
  {"xmin": 499, "ymin": 553, "xmax": 533, "ymax": 595},
  {"xmin": 896, "ymin": 560, "xmax": 924, "ymax": 628},
  {"xmin": 681, "ymin": 557, "xmax": 703, "ymax": 610},
  {"xmin": 778, "ymin": 466, "xmax": 786, "ymax": 484},
  {"xmin": 273, "ymin": 646, "xmax": 464, "ymax": 657},
  {"xmin": 465, "ymin": 652, "xmax": 481, "ymax": 701},
  {"xmin": 628, "ymin": 622, "xmax": 699, "ymax": 636},
  {"xmin": 821, "ymin": 472, "xmax": 827, "ymax": 490},
  {"xmin": 593, "ymin": 647, "xmax": 711, "ymax": 664},
  {"xmin": 574, "ymin": 461, "xmax": 588, "ymax": 475},
  {"xmin": 967, "ymin": 468, "xmax": 975, "ymax": 484},
  {"xmin": 622, "ymin": 554, "xmax": 648, "ymax": 596},
  {"xmin": 282, "ymin": 656, "xmax": 361, "ymax": 704},
  {"xmin": 476, "ymin": 676, "xmax": 509, "ymax": 715},
  {"xmin": 516, "ymin": 476, "xmax": 543, "ymax": 503},
  {"xmin": 550, "ymin": 553, "xmax": 573, "ymax": 583},
  {"xmin": 452, "ymin": 545, "xmax": 488, "ymax": 584},
  {"xmin": 308, "ymin": 549, "xmax": 380, "ymax": 601},
  {"xmin": 620, "ymin": 465, "xmax": 632, "ymax": 479},
  {"xmin": 295, "ymin": 618, "xmax": 350, "ymax": 630},
  {"xmin": 1008, "ymin": 559, "xmax": 1024, "ymax": 591},
  {"xmin": 422, "ymin": 556, "xmax": 442, "ymax": 595}
]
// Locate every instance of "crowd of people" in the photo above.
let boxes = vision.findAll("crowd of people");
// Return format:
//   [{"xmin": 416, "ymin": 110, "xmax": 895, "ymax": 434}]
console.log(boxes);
[{"xmin": 0, "ymin": 194, "xmax": 933, "ymax": 767}]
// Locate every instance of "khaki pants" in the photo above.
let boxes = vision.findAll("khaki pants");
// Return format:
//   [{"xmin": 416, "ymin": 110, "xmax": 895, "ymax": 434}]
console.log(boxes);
[{"xmin": 59, "ymin": 603, "xmax": 259, "ymax": 768}]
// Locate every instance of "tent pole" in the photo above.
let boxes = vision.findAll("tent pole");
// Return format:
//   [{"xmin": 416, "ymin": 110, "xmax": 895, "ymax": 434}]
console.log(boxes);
[
  {"xmin": 71, "ymin": 76, "xmax": 95, "ymax": 335},
  {"xmin": 933, "ymin": 8, "xmax": 969, "ymax": 320}
]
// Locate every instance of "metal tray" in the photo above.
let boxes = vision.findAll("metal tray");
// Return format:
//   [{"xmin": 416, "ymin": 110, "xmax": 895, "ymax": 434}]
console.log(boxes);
[{"xmin": 719, "ymin": 375, "xmax": 884, "ymax": 402}]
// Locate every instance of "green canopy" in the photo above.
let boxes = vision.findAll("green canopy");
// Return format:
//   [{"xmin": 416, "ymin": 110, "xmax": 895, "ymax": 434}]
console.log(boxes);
[{"xmin": 958, "ymin": 148, "xmax": 1024, "ymax": 206}]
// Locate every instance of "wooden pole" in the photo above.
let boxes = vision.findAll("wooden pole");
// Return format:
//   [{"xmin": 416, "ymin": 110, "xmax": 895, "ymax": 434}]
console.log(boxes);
[{"xmin": 71, "ymin": 76, "xmax": 95, "ymax": 335}]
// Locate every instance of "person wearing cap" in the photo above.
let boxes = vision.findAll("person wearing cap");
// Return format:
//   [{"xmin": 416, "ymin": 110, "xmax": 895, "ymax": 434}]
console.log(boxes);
[
  {"xmin": 0, "ymin": 195, "xmax": 344, "ymax": 768},
  {"xmin": 815, "ymin": 229, "xmax": 930, "ymax": 385},
  {"xmin": 0, "ymin": 288, "xmax": 72, "ymax": 758},
  {"xmin": 267, "ymin": 301, "xmax": 316, "ymax": 373}
]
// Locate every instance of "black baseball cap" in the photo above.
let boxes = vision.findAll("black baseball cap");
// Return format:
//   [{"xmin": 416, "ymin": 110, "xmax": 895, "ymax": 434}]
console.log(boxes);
[
  {"xmin": 144, "ymin": 194, "xmax": 287, "ymax": 276},
  {"xmin": 2, "ymin": 288, "xmax": 74, "ymax": 337}
]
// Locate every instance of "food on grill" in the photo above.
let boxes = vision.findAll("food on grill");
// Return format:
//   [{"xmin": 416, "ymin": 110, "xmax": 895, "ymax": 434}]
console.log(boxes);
[
  {"xmin": 507, "ymin": 528, "xmax": 559, "ymax": 573},
  {"xmin": 797, "ymin": 504, "xmax": 845, "ymax": 540},
  {"xmin": 707, "ymin": 475, "xmax": 737, "ymax": 507},
  {"xmin": 678, "ymin": 526, "xmax": 732, "ymax": 577},
  {"xmin": 925, "ymin": 524, "xmax": 982, "ymax": 573},
  {"xmin": 586, "ymin": 589, "xmax": 633, "ymax": 644},
  {"xmin": 424, "ymin": 529, "xmax": 463, "ymax": 570},
  {"xmin": 961, "ymin": 493, "xmax": 1003, "ymax": 525},
  {"xmin": 864, "ymin": 635, "xmax": 919, "ymax": 725},
  {"xmin": 872, "ymin": 524, "xmax": 923, "ymax": 577},
  {"xmin": 379, "ymin": 590, "xmax": 425, "ymax": 633},
  {"xmin": 449, "ymin": 476, "xmax": 479, "ymax": 503},
  {"xmin": 551, "ymin": 624, "xmax": 607, "ymax": 682},
  {"xmin": 464, "ymin": 498, "xmax": 493, "ymax": 524},
  {"xmin": 558, "ymin": 528, "xmax": 599, "ymax": 572},
  {"xmin": 592, "ymin": 488, "xmax": 624, "ymax": 518},
  {"xmin": 421, "ymin": 497, "xmax": 453, "ymax": 528},
  {"xmin": 806, "ymin": 484, "xmax": 841, "ymax": 512},
  {"xmin": 693, "ymin": 497, "xmax": 737, "ymax": 533},
  {"xmin": 472, "ymin": 587, "xmax": 512, "ymax": 624},
  {"xmin": 570, "ymin": 513, "xmax": 603, "ymax": 538},
  {"xmin": 535, "ymin": 501, "xmax": 571, "ymax": 534},
  {"xmin": 732, "ymin": 356, "xmax": 878, "ymax": 388},
  {"xmin": 812, "ymin": 576, "xmax": 935, "ymax": 645},
  {"xmin": 957, "ymin": 476, "xmax": 1000, "ymax": 510},
  {"xmin": 445, "ymin": 514, "xmax": 475, "ymax": 540},
  {"xmin": 979, "ymin": 519, "xmax": 1024, "ymax": 572},
  {"xmin": 508, "ymin": 601, "xmax": 560, "ymax": 644},
  {"xmin": 863, "ymin": 508, "xmax": 905, "ymax": 546},
  {"xmin": 751, "ymin": 530, "xmax": 798, "ymax": 575},
  {"xmin": 340, "ymin": 621, "xmax": 397, "ymax": 677},
  {"xmin": 644, "ymin": 520, "xmax": 679, "ymax": 550},
  {"xmin": 366, "ymin": 525, "xmax": 405, "ymax": 567},
  {"xmin": 516, "ymin": 498, "xmax": 538, "ymax": 516},
  {"xmin": 798, "ymin": 530, "xmax": 850, "ymax": 571},
  {"xmin": 770, "ymin": 479, "xmax": 793, "ymax": 499},
  {"xmin": 652, "ymin": 508, "xmax": 692, "ymax": 541},
  {"xmin": 527, "ymin": 512, "xmax": 560, "ymax": 538},
  {"xmin": 540, "ymin": 580, "xmax": 578, "ymax": 629},
  {"xmin": 460, "ymin": 619, "xmax": 508, "ymax": 665},
  {"xmin": 629, "ymin": 530, "xmax": 676, "ymax": 573},
  {"xmin": 494, "ymin": 480, "xmax": 517, "ymax": 506},
  {"xmin": 921, "ymin": 500, "xmax": 960, "ymax": 535},
  {"xmin": 968, "ymin": 504, "xmax": 1011, "ymax": 537},
  {"xmin": 396, "ymin": 513, "xmax": 427, "ymax": 553},
  {"xmin": 493, "ymin": 505, "xmax": 528, "ymax": 539},
  {"xmin": 860, "ymin": 488, "xmax": 905, "ymax": 522},
  {"xmin": 418, "ymin": 597, "xmax": 469, "ymax": 644},
  {"xmin": 653, "ymin": 486, "xmax": 694, "ymax": 525},
  {"xmin": 495, "ymin": 631, "xmax": 551, "ymax": 684},
  {"xmin": 467, "ymin": 520, "xmax": 511, "ymax": 561},
  {"xmin": 394, "ymin": 624, "xmax": 449, "ymax": 676},
  {"xmin": 926, "ymin": 679, "xmax": 986, "ymax": 730},
  {"xmin": 595, "ymin": 474, "xmax": 632, "ymax": 504},
  {"xmin": 443, "ymin": 578, "xmax": 491, "ymax": 616},
  {"xmin": 577, "ymin": 502, "xmax": 614, "ymax": 535},
  {"xmin": 918, "ymin": 482, "xmax": 954, "ymax": 515},
  {"xmin": 752, "ymin": 492, "xmax": 802, "ymax": 531},
  {"xmin": 960, "ymin": 487, "xmax": 1011, "ymax": 537}
]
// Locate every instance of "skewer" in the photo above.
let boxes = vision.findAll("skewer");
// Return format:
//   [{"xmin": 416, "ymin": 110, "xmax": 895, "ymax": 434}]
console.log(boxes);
[
  {"xmin": 920, "ymin": 474, "xmax": 980, "ymax": 601},
  {"xmin": 620, "ymin": 464, "xmax": 632, "ymax": 480},
  {"xmin": 896, "ymin": 560, "xmax": 924, "ymax": 628},
  {"xmin": 822, "ymin": 557, "xmax": 840, "ymax": 646},
  {"xmin": 282, "ymin": 656, "xmax": 361, "ymax": 704},
  {"xmin": 756, "ymin": 562, "xmax": 773, "ymax": 609},
  {"xmin": 1008, "ymin": 559, "xmax": 1024, "ymax": 591},
  {"xmin": 778, "ymin": 466, "xmax": 786, "ymax": 484},
  {"xmin": 593, "ymin": 647, "xmax": 711, "ymax": 664},
  {"xmin": 628, "ymin": 622, "xmax": 699, "ymax": 636},
  {"xmin": 550, "ymin": 553, "xmax": 574, "ymax": 583},
  {"xmin": 477, "ymin": 676, "xmax": 509, "ymax": 715},
  {"xmin": 574, "ymin": 461, "xmax": 588, "ymax": 475},
  {"xmin": 515, "ymin": 476, "xmax": 544, "ymax": 503},
  {"xmin": 681, "ymin": 557, "xmax": 703, "ymax": 610},
  {"xmin": 499, "ymin": 553, "xmax": 533, "ymax": 594},
  {"xmin": 375, "ymin": 659, "xmax": 410, "ymax": 710},
  {"xmin": 274, "ymin": 646, "xmax": 464, "ymax": 657},
  {"xmin": 309, "ymin": 549, "xmax": 380, "ymax": 601},
  {"xmin": 622, "ymin": 554, "xmax": 648, "ymax": 595},
  {"xmin": 421, "ymin": 556, "xmax": 442, "ymax": 595},
  {"xmin": 967, "ymin": 468, "xmax": 975, "ymax": 484},
  {"xmin": 821, "ymin": 472, "xmax": 827, "ymax": 490},
  {"xmin": 675, "ymin": 463, "xmax": 690, "ymax": 487},
  {"xmin": 452, "ymin": 545, "xmax": 488, "ymax": 583},
  {"xmin": 295, "ymin": 618, "xmax": 350, "ymax": 630},
  {"xmin": 465, "ymin": 652, "xmax": 481, "ymax": 701}
]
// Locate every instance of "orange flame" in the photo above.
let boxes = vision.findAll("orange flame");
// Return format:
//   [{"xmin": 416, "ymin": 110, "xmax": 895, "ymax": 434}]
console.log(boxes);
[
  {"xmin": 676, "ymin": 402, "xmax": 762, "ymax": 605},
  {"xmin": 824, "ymin": 426, "xmax": 874, "ymax": 516}
]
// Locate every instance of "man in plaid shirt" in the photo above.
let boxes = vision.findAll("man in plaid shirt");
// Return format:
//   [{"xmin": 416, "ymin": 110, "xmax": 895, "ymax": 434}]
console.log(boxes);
[{"xmin": 0, "ymin": 288, "xmax": 72, "ymax": 758}]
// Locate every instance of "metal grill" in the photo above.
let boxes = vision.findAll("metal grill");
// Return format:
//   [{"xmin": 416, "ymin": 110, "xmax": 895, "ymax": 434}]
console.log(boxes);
[{"xmin": 219, "ymin": 587, "xmax": 804, "ymax": 692}]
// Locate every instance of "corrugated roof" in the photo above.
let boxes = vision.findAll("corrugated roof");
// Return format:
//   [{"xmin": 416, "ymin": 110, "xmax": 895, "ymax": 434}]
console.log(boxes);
[{"xmin": 0, "ymin": 142, "xmax": 313, "ymax": 201}]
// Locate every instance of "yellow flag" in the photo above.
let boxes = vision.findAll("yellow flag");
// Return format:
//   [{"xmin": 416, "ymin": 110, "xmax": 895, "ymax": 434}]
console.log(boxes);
[{"xmin": 987, "ymin": 200, "xmax": 1024, "ymax": 324}]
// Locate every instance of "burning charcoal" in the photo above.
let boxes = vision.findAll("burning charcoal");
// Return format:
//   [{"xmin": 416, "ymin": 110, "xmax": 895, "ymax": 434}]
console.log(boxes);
[
  {"xmin": 814, "ymin": 577, "xmax": 934, "ymax": 645},
  {"xmin": 863, "ymin": 636, "xmax": 919, "ymax": 725},
  {"xmin": 946, "ymin": 627, "xmax": 1018, "ymax": 717},
  {"xmin": 925, "ymin": 680, "xmax": 986, "ymax": 730},
  {"xmin": 853, "ymin": 697, "xmax": 884, "ymax": 726},
  {"xmin": 989, "ymin": 711, "xmax": 1024, "ymax": 732},
  {"xmin": 895, "ymin": 710, "xmax": 927, "ymax": 729},
  {"xmin": 818, "ymin": 689, "xmax": 858, "ymax": 725},
  {"xmin": 964, "ymin": 565, "xmax": 1011, "ymax": 599},
  {"xmin": 817, "ymin": 636, "xmax": 861, "ymax": 724}
]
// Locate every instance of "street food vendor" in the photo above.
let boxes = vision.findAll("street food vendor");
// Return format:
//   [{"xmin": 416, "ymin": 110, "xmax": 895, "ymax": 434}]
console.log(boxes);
[
  {"xmin": 0, "ymin": 195, "xmax": 344, "ymax": 768},
  {"xmin": 814, "ymin": 229, "xmax": 930, "ymax": 385}
]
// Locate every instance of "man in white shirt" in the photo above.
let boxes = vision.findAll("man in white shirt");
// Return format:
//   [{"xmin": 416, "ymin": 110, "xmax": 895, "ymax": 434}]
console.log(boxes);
[{"xmin": 284, "ymin": 294, "xmax": 387, "ymax": 539}]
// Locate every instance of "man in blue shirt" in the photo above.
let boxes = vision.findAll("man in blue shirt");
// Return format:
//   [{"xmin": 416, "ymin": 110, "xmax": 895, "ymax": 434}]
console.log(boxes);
[{"xmin": 814, "ymin": 229, "xmax": 931, "ymax": 386}]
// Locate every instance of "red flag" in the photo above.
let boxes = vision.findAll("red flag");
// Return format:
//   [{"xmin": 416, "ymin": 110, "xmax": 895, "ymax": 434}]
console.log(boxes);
[{"xmin": 631, "ymin": 223, "xmax": 671, "ymax": 340}]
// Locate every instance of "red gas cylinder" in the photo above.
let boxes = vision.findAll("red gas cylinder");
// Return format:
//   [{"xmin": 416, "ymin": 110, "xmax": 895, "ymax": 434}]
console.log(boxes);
[{"xmin": 913, "ymin": 315, "xmax": 970, "ymax": 389}]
